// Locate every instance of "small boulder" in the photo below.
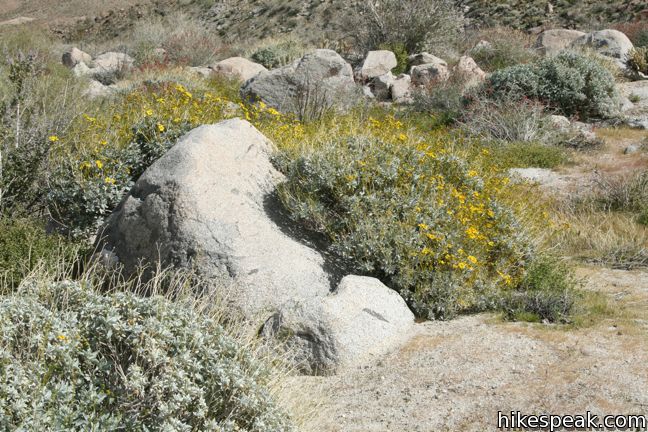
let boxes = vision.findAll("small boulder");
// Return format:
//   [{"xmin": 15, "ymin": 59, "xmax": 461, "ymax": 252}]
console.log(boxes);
[
  {"xmin": 391, "ymin": 74, "xmax": 413, "ymax": 104},
  {"xmin": 72, "ymin": 61, "xmax": 93, "ymax": 77},
  {"xmin": 454, "ymin": 55, "xmax": 486, "ymax": 88},
  {"xmin": 570, "ymin": 29, "xmax": 634, "ymax": 67},
  {"xmin": 624, "ymin": 145, "xmax": 639, "ymax": 155},
  {"xmin": 263, "ymin": 275, "xmax": 415, "ymax": 375},
  {"xmin": 84, "ymin": 80, "xmax": 115, "ymax": 99},
  {"xmin": 62, "ymin": 47, "xmax": 93, "ymax": 68},
  {"xmin": 534, "ymin": 29, "xmax": 586, "ymax": 56},
  {"xmin": 408, "ymin": 52, "xmax": 446, "ymax": 68},
  {"xmin": 473, "ymin": 40, "xmax": 493, "ymax": 51},
  {"xmin": 241, "ymin": 49, "xmax": 359, "ymax": 116},
  {"xmin": 359, "ymin": 50, "xmax": 397, "ymax": 80},
  {"xmin": 547, "ymin": 114, "xmax": 572, "ymax": 131},
  {"xmin": 97, "ymin": 119, "xmax": 332, "ymax": 318},
  {"xmin": 93, "ymin": 52, "xmax": 134, "ymax": 74},
  {"xmin": 212, "ymin": 57, "xmax": 268, "ymax": 82},
  {"xmin": 371, "ymin": 72, "xmax": 395, "ymax": 100},
  {"xmin": 411, "ymin": 61, "xmax": 449, "ymax": 86},
  {"xmin": 188, "ymin": 66, "xmax": 213, "ymax": 78}
]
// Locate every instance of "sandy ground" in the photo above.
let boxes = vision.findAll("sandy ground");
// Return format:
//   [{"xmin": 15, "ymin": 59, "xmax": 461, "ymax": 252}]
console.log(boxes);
[{"xmin": 292, "ymin": 267, "xmax": 648, "ymax": 431}]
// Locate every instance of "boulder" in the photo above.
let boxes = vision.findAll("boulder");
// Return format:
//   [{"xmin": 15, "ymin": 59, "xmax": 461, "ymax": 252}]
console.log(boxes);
[
  {"xmin": 72, "ymin": 61, "xmax": 93, "ymax": 77},
  {"xmin": 454, "ymin": 55, "xmax": 486, "ymax": 88},
  {"xmin": 391, "ymin": 74, "xmax": 413, "ymax": 104},
  {"xmin": 624, "ymin": 145, "xmax": 639, "ymax": 155},
  {"xmin": 84, "ymin": 80, "xmax": 115, "ymax": 99},
  {"xmin": 93, "ymin": 52, "xmax": 135, "ymax": 74},
  {"xmin": 570, "ymin": 29, "xmax": 634, "ymax": 67},
  {"xmin": 534, "ymin": 29, "xmax": 586, "ymax": 56},
  {"xmin": 96, "ymin": 119, "xmax": 332, "ymax": 318},
  {"xmin": 411, "ymin": 61, "xmax": 449, "ymax": 86},
  {"xmin": 408, "ymin": 52, "xmax": 446, "ymax": 68},
  {"xmin": 262, "ymin": 275, "xmax": 415, "ymax": 375},
  {"xmin": 241, "ymin": 49, "xmax": 360, "ymax": 116},
  {"xmin": 371, "ymin": 72, "xmax": 395, "ymax": 100},
  {"xmin": 359, "ymin": 50, "xmax": 397, "ymax": 80},
  {"xmin": 547, "ymin": 114, "xmax": 571, "ymax": 131},
  {"xmin": 62, "ymin": 47, "xmax": 93, "ymax": 68},
  {"xmin": 188, "ymin": 66, "xmax": 213, "ymax": 78},
  {"xmin": 212, "ymin": 57, "xmax": 267, "ymax": 82}
]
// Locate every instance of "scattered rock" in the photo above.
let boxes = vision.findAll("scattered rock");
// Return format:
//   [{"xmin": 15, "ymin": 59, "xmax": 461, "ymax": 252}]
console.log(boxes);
[
  {"xmin": 359, "ymin": 50, "xmax": 397, "ymax": 80},
  {"xmin": 362, "ymin": 85, "xmax": 375, "ymax": 99},
  {"xmin": 97, "ymin": 119, "xmax": 332, "ymax": 318},
  {"xmin": 241, "ymin": 49, "xmax": 360, "ymax": 116},
  {"xmin": 93, "ymin": 52, "xmax": 135, "ymax": 74},
  {"xmin": 534, "ymin": 29, "xmax": 586, "ymax": 56},
  {"xmin": 72, "ymin": 61, "xmax": 93, "ymax": 77},
  {"xmin": 473, "ymin": 40, "xmax": 493, "ymax": 51},
  {"xmin": 625, "ymin": 117, "xmax": 648, "ymax": 129},
  {"xmin": 548, "ymin": 114, "xmax": 572, "ymax": 131},
  {"xmin": 62, "ymin": 47, "xmax": 93, "ymax": 68},
  {"xmin": 454, "ymin": 56, "xmax": 486, "ymax": 88},
  {"xmin": 570, "ymin": 29, "xmax": 634, "ymax": 67},
  {"xmin": 624, "ymin": 145, "xmax": 639, "ymax": 155},
  {"xmin": 391, "ymin": 74, "xmax": 413, "ymax": 104},
  {"xmin": 188, "ymin": 66, "xmax": 213, "ymax": 78},
  {"xmin": 411, "ymin": 61, "xmax": 449, "ymax": 86},
  {"xmin": 408, "ymin": 52, "xmax": 446, "ymax": 68},
  {"xmin": 212, "ymin": 57, "xmax": 267, "ymax": 82},
  {"xmin": 372, "ymin": 72, "xmax": 395, "ymax": 101},
  {"xmin": 263, "ymin": 275, "xmax": 414, "ymax": 375},
  {"xmin": 84, "ymin": 80, "xmax": 115, "ymax": 99}
]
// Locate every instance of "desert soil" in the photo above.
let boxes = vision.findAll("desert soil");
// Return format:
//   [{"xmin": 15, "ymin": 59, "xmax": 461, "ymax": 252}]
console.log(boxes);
[{"xmin": 292, "ymin": 266, "xmax": 648, "ymax": 432}]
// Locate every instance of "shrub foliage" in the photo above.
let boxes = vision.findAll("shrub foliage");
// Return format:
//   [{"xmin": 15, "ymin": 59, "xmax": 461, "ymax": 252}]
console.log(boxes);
[
  {"xmin": 0, "ymin": 281, "xmax": 293, "ymax": 431},
  {"xmin": 484, "ymin": 52, "xmax": 618, "ymax": 119}
]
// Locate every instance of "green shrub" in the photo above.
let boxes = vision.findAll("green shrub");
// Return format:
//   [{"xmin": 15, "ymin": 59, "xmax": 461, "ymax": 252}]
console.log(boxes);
[
  {"xmin": 501, "ymin": 255, "xmax": 577, "ymax": 323},
  {"xmin": 484, "ymin": 52, "xmax": 618, "ymax": 119},
  {"xmin": 412, "ymin": 77, "xmax": 467, "ymax": 125},
  {"xmin": 0, "ymin": 281, "xmax": 293, "ymax": 431},
  {"xmin": 250, "ymin": 38, "xmax": 304, "ymax": 69},
  {"xmin": 276, "ymin": 135, "xmax": 532, "ymax": 319},
  {"xmin": 489, "ymin": 142, "xmax": 569, "ymax": 169},
  {"xmin": 626, "ymin": 47, "xmax": 648, "ymax": 76},
  {"xmin": 0, "ymin": 218, "xmax": 81, "ymax": 291},
  {"xmin": 379, "ymin": 42, "xmax": 409, "ymax": 75}
]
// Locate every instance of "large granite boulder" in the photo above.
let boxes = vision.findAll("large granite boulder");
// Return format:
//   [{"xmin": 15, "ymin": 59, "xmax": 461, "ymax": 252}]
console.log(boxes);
[
  {"xmin": 359, "ymin": 50, "xmax": 397, "ymax": 80},
  {"xmin": 569, "ymin": 29, "xmax": 634, "ymax": 67},
  {"xmin": 96, "ymin": 119, "xmax": 332, "ymax": 318},
  {"xmin": 62, "ymin": 47, "xmax": 93, "ymax": 68}
]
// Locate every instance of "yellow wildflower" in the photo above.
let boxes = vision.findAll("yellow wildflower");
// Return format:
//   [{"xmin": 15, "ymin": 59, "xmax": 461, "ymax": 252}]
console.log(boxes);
[
  {"xmin": 95, "ymin": 160, "xmax": 104, "ymax": 169},
  {"xmin": 157, "ymin": 123, "xmax": 165, "ymax": 132},
  {"xmin": 467, "ymin": 255, "xmax": 478, "ymax": 264},
  {"xmin": 48, "ymin": 135, "xmax": 59, "ymax": 142},
  {"xmin": 104, "ymin": 177, "xmax": 116, "ymax": 185}
]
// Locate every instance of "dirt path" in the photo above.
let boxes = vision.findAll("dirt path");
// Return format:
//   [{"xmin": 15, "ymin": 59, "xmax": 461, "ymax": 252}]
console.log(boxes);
[{"xmin": 292, "ymin": 266, "xmax": 648, "ymax": 431}]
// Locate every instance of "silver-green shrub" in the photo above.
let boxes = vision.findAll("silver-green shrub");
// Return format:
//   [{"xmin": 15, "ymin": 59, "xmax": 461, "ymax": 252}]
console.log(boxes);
[
  {"xmin": 484, "ymin": 52, "xmax": 618, "ymax": 120},
  {"xmin": 0, "ymin": 281, "xmax": 293, "ymax": 431}
]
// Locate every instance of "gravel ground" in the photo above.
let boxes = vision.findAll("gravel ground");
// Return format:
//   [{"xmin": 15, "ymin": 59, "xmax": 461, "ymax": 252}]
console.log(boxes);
[{"xmin": 290, "ymin": 267, "xmax": 648, "ymax": 432}]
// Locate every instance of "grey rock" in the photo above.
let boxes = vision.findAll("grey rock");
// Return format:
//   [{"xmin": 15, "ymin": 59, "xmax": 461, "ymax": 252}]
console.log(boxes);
[
  {"xmin": 372, "ymin": 72, "xmax": 395, "ymax": 101},
  {"xmin": 534, "ymin": 29, "xmax": 586, "ymax": 56},
  {"xmin": 97, "ymin": 119, "xmax": 332, "ymax": 318},
  {"xmin": 241, "ymin": 49, "xmax": 360, "ymax": 116},
  {"xmin": 624, "ymin": 145, "xmax": 639, "ymax": 155},
  {"xmin": 188, "ymin": 66, "xmax": 213, "ymax": 78},
  {"xmin": 411, "ymin": 62, "xmax": 449, "ymax": 86},
  {"xmin": 62, "ymin": 47, "xmax": 93, "ymax": 68},
  {"xmin": 72, "ymin": 61, "xmax": 93, "ymax": 77},
  {"xmin": 391, "ymin": 74, "xmax": 413, "ymax": 104},
  {"xmin": 625, "ymin": 117, "xmax": 648, "ymax": 129},
  {"xmin": 263, "ymin": 275, "xmax": 414, "ymax": 375},
  {"xmin": 359, "ymin": 50, "xmax": 397, "ymax": 80},
  {"xmin": 408, "ymin": 52, "xmax": 446, "ymax": 68},
  {"xmin": 84, "ymin": 79, "xmax": 115, "ymax": 99},
  {"xmin": 570, "ymin": 29, "xmax": 634, "ymax": 67},
  {"xmin": 454, "ymin": 56, "xmax": 486, "ymax": 88},
  {"xmin": 212, "ymin": 57, "xmax": 267, "ymax": 82},
  {"xmin": 93, "ymin": 52, "xmax": 135, "ymax": 74}
]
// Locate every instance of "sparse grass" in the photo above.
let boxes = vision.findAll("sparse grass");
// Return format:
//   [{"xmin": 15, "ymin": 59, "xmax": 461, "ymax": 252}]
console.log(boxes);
[
  {"xmin": 487, "ymin": 142, "xmax": 570, "ymax": 169},
  {"xmin": 468, "ymin": 27, "xmax": 537, "ymax": 72}
]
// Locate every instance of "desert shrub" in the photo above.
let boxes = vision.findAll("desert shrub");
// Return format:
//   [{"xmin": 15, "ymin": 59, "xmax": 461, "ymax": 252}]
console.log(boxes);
[
  {"xmin": 0, "ymin": 218, "xmax": 81, "ymax": 291},
  {"xmin": 460, "ymin": 96, "xmax": 557, "ymax": 143},
  {"xmin": 501, "ymin": 254, "xmax": 577, "ymax": 323},
  {"xmin": 276, "ymin": 132, "xmax": 532, "ymax": 319},
  {"xmin": 591, "ymin": 170, "xmax": 648, "ymax": 215},
  {"xmin": 484, "ymin": 52, "xmax": 618, "ymax": 120},
  {"xmin": 0, "ymin": 48, "xmax": 90, "ymax": 214},
  {"xmin": 469, "ymin": 28, "xmax": 538, "ymax": 72},
  {"xmin": 350, "ymin": 0, "xmax": 465, "ymax": 55},
  {"xmin": 626, "ymin": 47, "xmax": 648, "ymax": 76},
  {"xmin": 0, "ymin": 280, "xmax": 293, "ymax": 431},
  {"xmin": 250, "ymin": 37, "xmax": 305, "ymax": 69},
  {"xmin": 411, "ymin": 77, "xmax": 468, "ymax": 125}
]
